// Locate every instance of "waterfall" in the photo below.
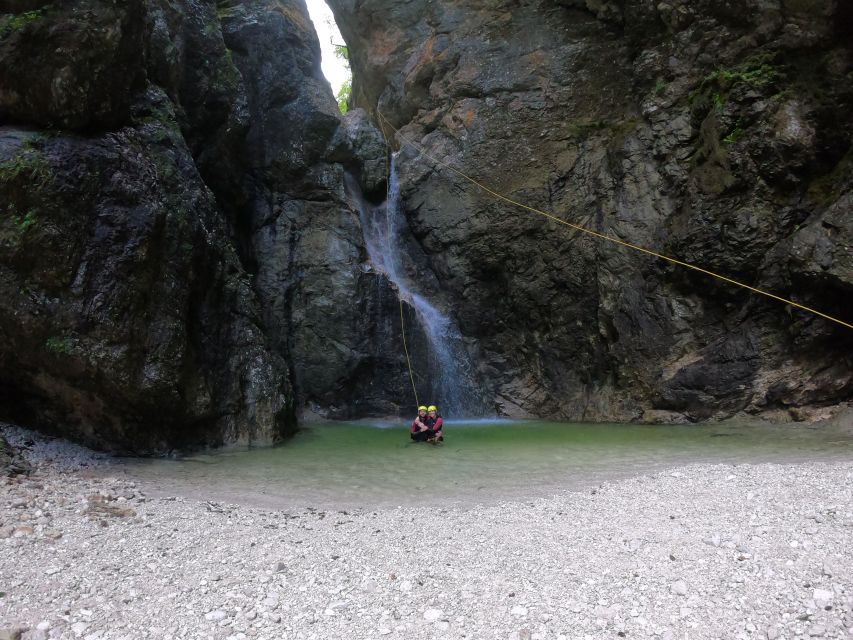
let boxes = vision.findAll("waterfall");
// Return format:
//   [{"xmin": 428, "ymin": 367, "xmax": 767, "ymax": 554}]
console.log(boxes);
[{"xmin": 346, "ymin": 156, "xmax": 486, "ymax": 417}]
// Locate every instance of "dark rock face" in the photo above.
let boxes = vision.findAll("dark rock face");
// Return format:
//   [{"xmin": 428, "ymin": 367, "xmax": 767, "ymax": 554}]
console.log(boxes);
[
  {"xmin": 0, "ymin": 0, "xmax": 147, "ymax": 130},
  {"xmin": 0, "ymin": 0, "xmax": 420, "ymax": 449},
  {"xmin": 0, "ymin": 0, "xmax": 302, "ymax": 451},
  {"xmin": 213, "ymin": 3, "xmax": 415, "ymax": 418},
  {"xmin": 1, "ymin": 0, "xmax": 851, "ymax": 450},
  {"xmin": 328, "ymin": 0, "xmax": 853, "ymax": 422}
]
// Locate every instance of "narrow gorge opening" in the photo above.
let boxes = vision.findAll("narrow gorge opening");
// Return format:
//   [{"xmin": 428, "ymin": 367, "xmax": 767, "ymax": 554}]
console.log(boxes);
[
  {"xmin": 305, "ymin": 0, "xmax": 492, "ymax": 418},
  {"xmin": 304, "ymin": 0, "xmax": 351, "ymax": 113}
]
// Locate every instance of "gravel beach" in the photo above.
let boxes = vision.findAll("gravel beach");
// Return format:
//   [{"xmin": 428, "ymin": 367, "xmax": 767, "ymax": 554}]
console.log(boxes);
[{"xmin": 1, "ymin": 425, "xmax": 852, "ymax": 640}]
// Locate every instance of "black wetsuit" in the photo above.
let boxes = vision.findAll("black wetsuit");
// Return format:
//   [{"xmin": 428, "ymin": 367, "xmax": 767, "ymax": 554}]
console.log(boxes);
[{"xmin": 411, "ymin": 415, "xmax": 443, "ymax": 441}]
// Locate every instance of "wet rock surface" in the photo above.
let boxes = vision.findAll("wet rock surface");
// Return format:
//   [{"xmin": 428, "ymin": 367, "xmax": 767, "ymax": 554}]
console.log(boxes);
[
  {"xmin": 1, "ymin": 425, "xmax": 852, "ymax": 639},
  {"xmin": 2, "ymin": 0, "xmax": 853, "ymax": 446},
  {"xmin": 328, "ymin": 0, "xmax": 853, "ymax": 422},
  {"xmin": 0, "ymin": 0, "xmax": 426, "ymax": 441}
]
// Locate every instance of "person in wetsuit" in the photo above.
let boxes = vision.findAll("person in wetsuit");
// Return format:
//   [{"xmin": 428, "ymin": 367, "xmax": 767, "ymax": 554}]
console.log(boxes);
[
  {"xmin": 410, "ymin": 406, "xmax": 432, "ymax": 441},
  {"xmin": 424, "ymin": 405, "xmax": 444, "ymax": 442}
]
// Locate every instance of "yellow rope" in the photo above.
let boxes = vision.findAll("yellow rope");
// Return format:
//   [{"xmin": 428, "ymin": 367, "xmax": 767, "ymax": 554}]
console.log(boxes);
[
  {"xmin": 399, "ymin": 298, "xmax": 420, "ymax": 409},
  {"xmin": 376, "ymin": 110, "xmax": 853, "ymax": 332},
  {"xmin": 378, "ymin": 116, "xmax": 421, "ymax": 410}
]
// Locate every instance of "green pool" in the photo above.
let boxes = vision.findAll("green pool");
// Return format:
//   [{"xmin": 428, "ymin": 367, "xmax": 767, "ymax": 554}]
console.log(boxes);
[{"xmin": 116, "ymin": 419, "xmax": 853, "ymax": 509}]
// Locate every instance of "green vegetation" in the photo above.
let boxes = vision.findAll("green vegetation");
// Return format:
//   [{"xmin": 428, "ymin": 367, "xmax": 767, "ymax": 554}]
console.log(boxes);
[
  {"xmin": 333, "ymin": 42, "xmax": 352, "ymax": 114},
  {"xmin": 0, "ymin": 146, "xmax": 51, "ymax": 188},
  {"xmin": 45, "ymin": 336, "xmax": 73, "ymax": 356},
  {"xmin": 0, "ymin": 9, "xmax": 46, "ymax": 36},
  {"xmin": 11, "ymin": 208, "xmax": 37, "ymax": 234},
  {"xmin": 722, "ymin": 120, "xmax": 745, "ymax": 145},
  {"xmin": 690, "ymin": 54, "xmax": 783, "ymax": 116},
  {"xmin": 336, "ymin": 78, "xmax": 352, "ymax": 115}
]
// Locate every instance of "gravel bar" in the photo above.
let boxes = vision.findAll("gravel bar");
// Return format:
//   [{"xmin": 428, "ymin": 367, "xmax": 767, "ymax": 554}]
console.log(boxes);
[{"xmin": 1, "ymin": 425, "xmax": 852, "ymax": 640}]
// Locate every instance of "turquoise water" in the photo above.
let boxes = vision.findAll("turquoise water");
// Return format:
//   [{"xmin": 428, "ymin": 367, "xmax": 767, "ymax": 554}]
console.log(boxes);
[{"xmin": 117, "ymin": 420, "xmax": 853, "ymax": 509}]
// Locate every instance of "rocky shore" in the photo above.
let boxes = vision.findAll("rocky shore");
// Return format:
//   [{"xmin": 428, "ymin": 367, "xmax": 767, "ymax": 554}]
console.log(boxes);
[{"xmin": 1, "ymin": 425, "xmax": 852, "ymax": 640}]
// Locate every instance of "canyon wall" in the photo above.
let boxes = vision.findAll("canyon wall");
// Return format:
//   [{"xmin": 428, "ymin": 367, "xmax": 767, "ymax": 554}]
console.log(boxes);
[
  {"xmin": 1, "ymin": 0, "xmax": 851, "ymax": 449},
  {"xmin": 328, "ymin": 0, "xmax": 853, "ymax": 422}
]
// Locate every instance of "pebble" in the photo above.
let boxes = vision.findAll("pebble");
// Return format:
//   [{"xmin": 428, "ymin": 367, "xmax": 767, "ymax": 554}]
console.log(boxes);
[
  {"xmin": 2, "ymin": 424, "xmax": 852, "ymax": 640},
  {"xmin": 423, "ymin": 608, "xmax": 443, "ymax": 621},
  {"xmin": 670, "ymin": 580, "xmax": 688, "ymax": 596},
  {"xmin": 205, "ymin": 610, "xmax": 228, "ymax": 622}
]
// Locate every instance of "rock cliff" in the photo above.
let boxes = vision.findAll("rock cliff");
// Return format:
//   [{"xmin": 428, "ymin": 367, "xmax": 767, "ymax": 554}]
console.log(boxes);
[
  {"xmin": 0, "ymin": 0, "xmax": 851, "ymax": 450},
  {"xmin": 0, "ymin": 0, "xmax": 304, "ymax": 451},
  {"xmin": 328, "ymin": 0, "xmax": 853, "ymax": 422}
]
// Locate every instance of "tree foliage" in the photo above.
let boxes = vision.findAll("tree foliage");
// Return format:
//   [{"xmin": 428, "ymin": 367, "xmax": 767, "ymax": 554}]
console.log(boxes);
[{"xmin": 336, "ymin": 78, "xmax": 352, "ymax": 115}]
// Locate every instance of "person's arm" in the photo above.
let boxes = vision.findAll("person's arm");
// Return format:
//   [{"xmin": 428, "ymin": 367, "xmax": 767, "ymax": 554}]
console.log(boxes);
[{"xmin": 433, "ymin": 417, "xmax": 443, "ymax": 431}]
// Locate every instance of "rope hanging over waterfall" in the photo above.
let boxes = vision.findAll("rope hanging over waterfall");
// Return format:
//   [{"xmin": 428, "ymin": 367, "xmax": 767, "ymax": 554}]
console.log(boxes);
[
  {"xmin": 376, "ymin": 109, "xmax": 853, "ymax": 333},
  {"xmin": 378, "ymin": 115, "xmax": 422, "ymax": 409}
]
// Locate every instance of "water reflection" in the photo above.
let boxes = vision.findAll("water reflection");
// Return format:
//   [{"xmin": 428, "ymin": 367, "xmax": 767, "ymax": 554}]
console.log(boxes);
[{"xmin": 117, "ymin": 420, "xmax": 853, "ymax": 510}]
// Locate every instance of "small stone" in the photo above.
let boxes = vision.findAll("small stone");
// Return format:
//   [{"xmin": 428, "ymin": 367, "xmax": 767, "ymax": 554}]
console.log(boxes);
[
  {"xmin": 766, "ymin": 625, "xmax": 781, "ymax": 639},
  {"xmin": 510, "ymin": 605, "xmax": 528, "ymax": 617},
  {"xmin": 671, "ymin": 581, "xmax": 688, "ymax": 596},
  {"xmin": 0, "ymin": 628, "xmax": 25, "ymax": 640},
  {"xmin": 11, "ymin": 526, "xmax": 34, "ymax": 537},
  {"xmin": 423, "ymin": 608, "xmax": 443, "ymax": 622},
  {"xmin": 36, "ymin": 622, "xmax": 50, "ymax": 632},
  {"xmin": 205, "ymin": 610, "xmax": 228, "ymax": 622},
  {"xmin": 813, "ymin": 589, "xmax": 833, "ymax": 606},
  {"xmin": 379, "ymin": 628, "xmax": 392, "ymax": 636},
  {"xmin": 593, "ymin": 605, "xmax": 614, "ymax": 620},
  {"xmin": 70, "ymin": 622, "xmax": 89, "ymax": 636},
  {"xmin": 328, "ymin": 600, "xmax": 347, "ymax": 612},
  {"xmin": 808, "ymin": 624, "xmax": 826, "ymax": 637}
]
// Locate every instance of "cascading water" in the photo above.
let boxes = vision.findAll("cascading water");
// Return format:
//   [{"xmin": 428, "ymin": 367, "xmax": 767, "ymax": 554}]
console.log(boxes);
[{"xmin": 346, "ymin": 155, "xmax": 487, "ymax": 417}]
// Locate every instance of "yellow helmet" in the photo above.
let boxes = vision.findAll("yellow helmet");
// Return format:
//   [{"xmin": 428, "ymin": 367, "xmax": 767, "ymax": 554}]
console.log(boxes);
[
  {"xmin": 418, "ymin": 405, "xmax": 427, "ymax": 411},
  {"xmin": 427, "ymin": 405, "xmax": 437, "ymax": 411}
]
